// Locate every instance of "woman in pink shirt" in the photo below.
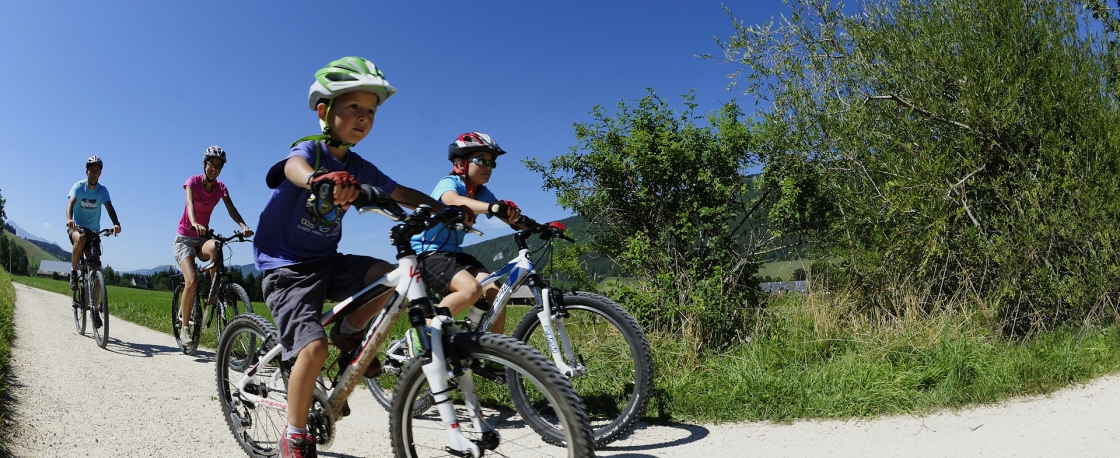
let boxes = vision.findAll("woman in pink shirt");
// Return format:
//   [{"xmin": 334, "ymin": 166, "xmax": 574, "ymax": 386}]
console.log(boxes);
[{"xmin": 173, "ymin": 146, "xmax": 254, "ymax": 347}]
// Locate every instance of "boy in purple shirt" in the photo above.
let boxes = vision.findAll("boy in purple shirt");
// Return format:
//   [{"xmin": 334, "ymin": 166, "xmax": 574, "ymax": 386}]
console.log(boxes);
[
  {"xmin": 173, "ymin": 146, "xmax": 253, "ymax": 347},
  {"xmin": 253, "ymin": 56, "xmax": 462, "ymax": 458}
]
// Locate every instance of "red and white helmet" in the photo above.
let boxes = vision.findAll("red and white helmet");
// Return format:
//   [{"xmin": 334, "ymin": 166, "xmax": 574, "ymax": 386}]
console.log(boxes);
[{"xmin": 448, "ymin": 132, "xmax": 506, "ymax": 161}]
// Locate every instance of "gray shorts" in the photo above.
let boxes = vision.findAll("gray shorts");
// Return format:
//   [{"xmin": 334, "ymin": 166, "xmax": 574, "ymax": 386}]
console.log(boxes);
[
  {"xmin": 173, "ymin": 235, "xmax": 205, "ymax": 266},
  {"xmin": 262, "ymin": 254, "xmax": 383, "ymax": 360}
]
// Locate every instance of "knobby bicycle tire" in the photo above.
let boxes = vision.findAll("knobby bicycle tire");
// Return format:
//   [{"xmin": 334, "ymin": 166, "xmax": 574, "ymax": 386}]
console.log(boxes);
[
  {"xmin": 509, "ymin": 291, "xmax": 654, "ymax": 447},
  {"xmin": 89, "ymin": 270, "xmax": 110, "ymax": 348},
  {"xmin": 171, "ymin": 284, "xmax": 202, "ymax": 355},
  {"xmin": 389, "ymin": 332, "xmax": 595, "ymax": 458},
  {"xmin": 215, "ymin": 283, "xmax": 253, "ymax": 342},
  {"xmin": 215, "ymin": 314, "xmax": 288, "ymax": 458},
  {"xmin": 73, "ymin": 273, "xmax": 87, "ymax": 335}
]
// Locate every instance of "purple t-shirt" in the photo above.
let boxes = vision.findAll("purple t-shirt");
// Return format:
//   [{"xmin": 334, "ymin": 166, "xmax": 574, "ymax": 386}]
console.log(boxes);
[
  {"xmin": 177, "ymin": 175, "xmax": 228, "ymax": 237},
  {"xmin": 253, "ymin": 140, "xmax": 398, "ymax": 271}
]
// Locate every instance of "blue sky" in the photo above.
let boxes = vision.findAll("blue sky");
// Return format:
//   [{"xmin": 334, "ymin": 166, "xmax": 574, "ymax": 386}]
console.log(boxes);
[{"xmin": 0, "ymin": 1, "xmax": 787, "ymax": 272}]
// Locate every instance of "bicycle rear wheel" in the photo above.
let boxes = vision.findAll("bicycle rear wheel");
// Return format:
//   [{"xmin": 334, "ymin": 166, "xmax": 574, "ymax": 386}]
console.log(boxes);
[
  {"xmin": 216, "ymin": 283, "xmax": 253, "ymax": 342},
  {"xmin": 216, "ymin": 314, "xmax": 288, "ymax": 458},
  {"xmin": 72, "ymin": 275, "xmax": 87, "ymax": 335},
  {"xmin": 89, "ymin": 270, "xmax": 110, "ymax": 348},
  {"xmin": 365, "ymin": 335, "xmax": 434, "ymax": 414},
  {"xmin": 389, "ymin": 332, "xmax": 595, "ymax": 458},
  {"xmin": 510, "ymin": 291, "xmax": 654, "ymax": 447}
]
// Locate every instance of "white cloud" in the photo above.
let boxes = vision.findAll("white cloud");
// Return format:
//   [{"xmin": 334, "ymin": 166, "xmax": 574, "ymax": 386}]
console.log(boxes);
[{"xmin": 42, "ymin": 222, "xmax": 52, "ymax": 230}]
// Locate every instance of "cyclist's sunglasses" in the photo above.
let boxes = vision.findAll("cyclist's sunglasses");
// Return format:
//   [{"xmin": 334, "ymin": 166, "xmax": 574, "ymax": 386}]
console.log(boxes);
[{"xmin": 468, "ymin": 157, "xmax": 497, "ymax": 168}]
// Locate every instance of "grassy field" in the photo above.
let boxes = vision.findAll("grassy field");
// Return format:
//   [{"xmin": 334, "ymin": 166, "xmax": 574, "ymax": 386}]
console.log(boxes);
[
  {"xmin": 0, "ymin": 268, "xmax": 15, "ymax": 454},
  {"xmin": 11, "ymin": 276, "xmax": 272, "ymax": 350}
]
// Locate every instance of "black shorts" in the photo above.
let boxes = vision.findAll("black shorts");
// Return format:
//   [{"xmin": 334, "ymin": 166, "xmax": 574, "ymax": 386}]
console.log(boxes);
[
  {"xmin": 418, "ymin": 251, "xmax": 487, "ymax": 296},
  {"xmin": 262, "ymin": 254, "xmax": 383, "ymax": 360}
]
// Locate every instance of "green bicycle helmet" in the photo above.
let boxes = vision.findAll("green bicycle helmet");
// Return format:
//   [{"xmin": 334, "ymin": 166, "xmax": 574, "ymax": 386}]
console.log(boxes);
[{"xmin": 307, "ymin": 56, "xmax": 396, "ymax": 110}]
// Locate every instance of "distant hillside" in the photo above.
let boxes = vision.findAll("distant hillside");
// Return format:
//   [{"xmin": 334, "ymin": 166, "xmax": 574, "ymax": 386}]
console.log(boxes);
[
  {"xmin": 461, "ymin": 215, "xmax": 620, "ymax": 279},
  {"xmin": 3, "ymin": 229, "xmax": 63, "ymax": 273},
  {"xmin": 25, "ymin": 238, "xmax": 71, "ymax": 262}
]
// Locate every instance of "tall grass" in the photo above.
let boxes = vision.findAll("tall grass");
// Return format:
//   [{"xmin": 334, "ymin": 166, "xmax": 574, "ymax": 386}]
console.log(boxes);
[
  {"xmin": 0, "ymin": 268, "xmax": 16, "ymax": 453},
  {"xmin": 647, "ymin": 291, "xmax": 1120, "ymax": 423}
]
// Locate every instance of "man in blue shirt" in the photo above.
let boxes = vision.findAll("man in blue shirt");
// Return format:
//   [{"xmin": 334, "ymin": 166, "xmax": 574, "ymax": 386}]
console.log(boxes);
[{"xmin": 66, "ymin": 156, "xmax": 121, "ymax": 290}]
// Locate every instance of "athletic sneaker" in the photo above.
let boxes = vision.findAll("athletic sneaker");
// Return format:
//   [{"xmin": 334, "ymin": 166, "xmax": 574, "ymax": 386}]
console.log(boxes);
[
  {"xmin": 179, "ymin": 322, "xmax": 193, "ymax": 346},
  {"xmin": 69, "ymin": 271, "xmax": 78, "ymax": 290},
  {"xmin": 405, "ymin": 327, "xmax": 424, "ymax": 356},
  {"xmin": 278, "ymin": 430, "xmax": 316, "ymax": 458},
  {"xmin": 329, "ymin": 324, "xmax": 382, "ymax": 377}
]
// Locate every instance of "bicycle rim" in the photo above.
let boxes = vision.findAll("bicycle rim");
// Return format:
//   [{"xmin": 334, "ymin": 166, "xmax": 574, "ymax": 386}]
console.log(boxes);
[
  {"xmin": 510, "ymin": 292, "xmax": 654, "ymax": 447},
  {"xmin": 365, "ymin": 337, "xmax": 434, "ymax": 413},
  {"xmin": 216, "ymin": 314, "xmax": 286, "ymax": 458},
  {"xmin": 90, "ymin": 271, "xmax": 110, "ymax": 348},
  {"xmin": 73, "ymin": 281, "xmax": 87, "ymax": 335},
  {"xmin": 389, "ymin": 333, "xmax": 594, "ymax": 458}
]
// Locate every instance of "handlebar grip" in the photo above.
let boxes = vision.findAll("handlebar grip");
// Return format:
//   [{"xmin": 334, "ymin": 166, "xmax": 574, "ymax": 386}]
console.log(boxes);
[{"xmin": 314, "ymin": 181, "xmax": 335, "ymax": 215}]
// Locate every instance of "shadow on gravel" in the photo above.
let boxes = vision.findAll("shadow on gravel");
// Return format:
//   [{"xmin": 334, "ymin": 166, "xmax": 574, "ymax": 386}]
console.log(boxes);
[
  {"xmin": 1, "ymin": 371, "xmax": 23, "ymax": 458},
  {"xmin": 101, "ymin": 339, "xmax": 183, "ymax": 358},
  {"xmin": 598, "ymin": 422, "xmax": 710, "ymax": 456},
  {"xmin": 319, "ymin": 452, "xmax": 361, "ymax": 458}
]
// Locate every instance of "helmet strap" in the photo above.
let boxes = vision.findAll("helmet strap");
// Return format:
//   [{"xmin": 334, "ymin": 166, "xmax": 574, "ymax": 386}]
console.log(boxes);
[{"xmin": 318, "ymin": 99, "xmax": 354, "ymax": 151}]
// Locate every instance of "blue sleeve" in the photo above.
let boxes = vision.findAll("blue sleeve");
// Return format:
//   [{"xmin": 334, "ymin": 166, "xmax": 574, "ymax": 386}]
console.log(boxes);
[
  {"xmin": 430, "ymin": 176, "xmax": 464, "ymax": 202},
  {"xmin": 288, "ymin": 141, "xmax": 318, "ymax": 167},
  {"xmin": 68, "ymin": 182, "xmax": 81, "ymax": 199}
]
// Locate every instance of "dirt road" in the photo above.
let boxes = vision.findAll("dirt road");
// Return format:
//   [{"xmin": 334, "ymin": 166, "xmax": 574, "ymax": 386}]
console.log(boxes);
[{"xmin": 7, "ymin": 283, "xmax": 1120, "ymax": 457}]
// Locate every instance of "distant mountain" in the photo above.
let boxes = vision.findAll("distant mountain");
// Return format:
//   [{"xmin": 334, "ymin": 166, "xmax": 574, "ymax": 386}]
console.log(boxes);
[
  {"xmin": 9, "ymin": 221, "xmax": 53, "ymax": 244},
  {"xmin": 127, "ymin": 265, "xmax": 180, "ymax": 276},
  {"xmin": 123, "ymin": 263, "xmax": 263, "ymax": 277},
  {"xmin": 231, "ymin": 264, "xmax": 264, "ymax": 276}
]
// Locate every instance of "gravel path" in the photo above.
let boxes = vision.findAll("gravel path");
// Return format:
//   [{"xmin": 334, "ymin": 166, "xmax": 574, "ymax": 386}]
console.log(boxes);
[{"xmin": 7, "ymin": 283, "xmax": 1120, "ymax": 457}]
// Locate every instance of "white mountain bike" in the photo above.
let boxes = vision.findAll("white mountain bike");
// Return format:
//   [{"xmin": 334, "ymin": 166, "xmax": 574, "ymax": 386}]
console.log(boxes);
[{"xmin": 366, "ymin": 216, "xmax": 654, "ymax": 447}]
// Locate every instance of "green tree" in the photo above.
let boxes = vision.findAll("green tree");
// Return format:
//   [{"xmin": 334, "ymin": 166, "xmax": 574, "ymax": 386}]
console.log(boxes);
[
  {"xmin": 528, "ymin": 91, "xmax": 811, "ymax": 350},
  {"xmin": 713, "ymin": 0, "xmax": 1120, "ymax": 335}
]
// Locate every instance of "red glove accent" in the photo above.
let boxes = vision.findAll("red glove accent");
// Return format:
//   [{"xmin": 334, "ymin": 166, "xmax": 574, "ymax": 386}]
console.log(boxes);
[
  {"xmin": 309, "ymin": 171, "xmax": 359, "ymax": 189},
  {"xmin": 547, "ymin": 221, "xmax": 567, "ymax": 232}
]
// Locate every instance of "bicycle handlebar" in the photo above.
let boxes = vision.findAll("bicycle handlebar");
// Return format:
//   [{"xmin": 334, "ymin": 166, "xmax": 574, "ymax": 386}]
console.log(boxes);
[
  {"xmin": 73, "ymin": 226, "xmax": 115, "ymax": 237},
  {"xmin": 343, "ymin": 184, "xmax": 482, "ymax": 236},
  {"xmin": 512, "ymin": 215, "xmax": 575, "ymax": 243},
  {"xmin": 202, "ymin": 229, "xmax": 252, "ymax": 244}
]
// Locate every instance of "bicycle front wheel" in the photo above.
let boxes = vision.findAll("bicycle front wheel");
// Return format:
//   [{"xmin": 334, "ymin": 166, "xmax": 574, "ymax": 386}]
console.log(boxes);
[
  {"xmin": 171, "ymin": 284, "xmax": 200, "ymax": 355},
  {"xmin": 390, "ymin": 332, "xmax": 595, "ymax": 458},
  {"xmin": 89, "ymin": 270, "xmax": 110, "ymax": 348},
  {"xmin": 510, "ymin": 291, "xmax": 654, "ymax": 447},
  {"xmin": 73, "ymin": 276, "xmax": 87, "ymax": 335},
  {"xmin": 216, "ymin": 283, "xmax": 253, "ymax": 341},
  {"xmin": 216, "ymin": 314, "xmax": 287, "ymax": 458}
]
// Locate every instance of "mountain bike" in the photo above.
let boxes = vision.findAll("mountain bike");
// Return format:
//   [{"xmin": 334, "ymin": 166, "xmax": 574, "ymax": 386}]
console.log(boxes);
[
  {"xmin": 366, "ymin": 216, "xmax": 654, "ymax": 447},
  {"xmin": 70, "ymin": 226, "xmax": 114, "ymax": 349},
  {"xmin": 171, "ymin": 230, "xmax": 254, "ymax": 355},
  {"xmin": 215, "ymin": 184, "xmax": 594, "ymax": 458}
]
